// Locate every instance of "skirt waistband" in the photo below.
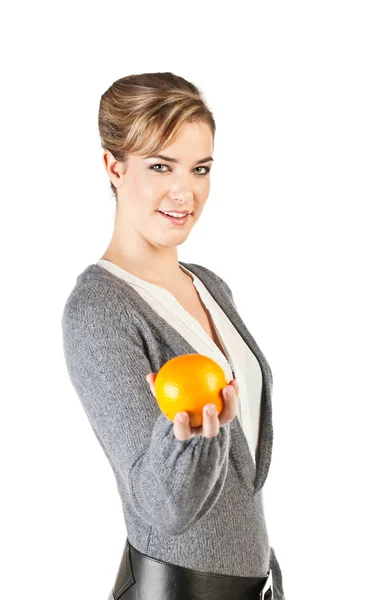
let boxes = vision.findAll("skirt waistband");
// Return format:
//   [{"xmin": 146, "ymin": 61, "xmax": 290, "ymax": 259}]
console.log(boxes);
[{"xmin": 110, "ymin": 538, "xmax": 273, "ymax": 600}]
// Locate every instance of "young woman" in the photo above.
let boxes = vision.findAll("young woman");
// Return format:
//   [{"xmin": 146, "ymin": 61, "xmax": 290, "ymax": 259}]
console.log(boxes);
[{"xmin": 61, "ymin": 72, "xmax": 285, "ymax": 600}]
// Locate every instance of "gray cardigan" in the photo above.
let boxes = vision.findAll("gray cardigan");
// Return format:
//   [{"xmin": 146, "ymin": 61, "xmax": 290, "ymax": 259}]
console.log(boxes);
[{"xmin": 61, "ymin": 261, "xmax": 285, "ymax": 599}]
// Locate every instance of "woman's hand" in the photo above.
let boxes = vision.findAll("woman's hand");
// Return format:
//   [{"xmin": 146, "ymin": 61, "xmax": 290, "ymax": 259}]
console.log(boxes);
[{"xmin": 145, "ymin": 373, "xmax": 239, "ymax": 441}]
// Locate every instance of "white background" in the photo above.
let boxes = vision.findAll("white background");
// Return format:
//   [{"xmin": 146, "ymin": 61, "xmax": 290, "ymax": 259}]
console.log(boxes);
[{"xmin": 1, "ymin": 1, "xmax": 370, "ymax": 599}]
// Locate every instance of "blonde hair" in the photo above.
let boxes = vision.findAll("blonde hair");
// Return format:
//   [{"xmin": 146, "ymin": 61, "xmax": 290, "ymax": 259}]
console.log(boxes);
[{"xmin": 98, "ymin": 72, "xmax": 216, "ymax": 200}]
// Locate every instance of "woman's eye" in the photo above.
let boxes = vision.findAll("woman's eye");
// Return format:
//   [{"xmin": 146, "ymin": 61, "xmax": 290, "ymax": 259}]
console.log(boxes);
[
  {"xmin": 150, "ymin": 164, "xmax": 210, "ymax": 176},
  {"xmin": 150, "ymin": 164, "xmax": 168, "ymax": 172},
  {"xmin": 194, "ymin": 166, "xmax": 210, "ymax": 176}
]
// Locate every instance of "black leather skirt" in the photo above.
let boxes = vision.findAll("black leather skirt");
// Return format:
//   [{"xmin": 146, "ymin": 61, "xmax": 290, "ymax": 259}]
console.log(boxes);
[{"xmin": 110, "ymin": 538, "xmax": 273, "ymax": 600}]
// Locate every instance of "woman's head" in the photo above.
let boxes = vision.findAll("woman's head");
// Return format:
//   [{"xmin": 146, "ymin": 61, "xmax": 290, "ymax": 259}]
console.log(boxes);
[{"xmin": 98, "ymin": 72, "xmax": 215, "ymax": 252}]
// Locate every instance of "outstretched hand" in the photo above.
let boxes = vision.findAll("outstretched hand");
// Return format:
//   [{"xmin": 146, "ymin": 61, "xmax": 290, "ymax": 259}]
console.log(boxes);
[{"xmin": 145, "ymin": 373, "xmax": 239, "ymax": 441}]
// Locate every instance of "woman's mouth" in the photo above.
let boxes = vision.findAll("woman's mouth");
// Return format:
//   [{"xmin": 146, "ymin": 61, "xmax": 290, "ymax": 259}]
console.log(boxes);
[{"xmin": 157, "ymin": 211, "xmax": 192, "ymax": 226}]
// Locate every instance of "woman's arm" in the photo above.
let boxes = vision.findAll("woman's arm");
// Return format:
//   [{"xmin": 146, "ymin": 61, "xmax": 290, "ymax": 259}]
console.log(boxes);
[
  {"xmin": 61, "ymin": 293, "xmax": 230, "ymax": 536},
  {"xmin": 269, "ymin": 545, "xmax": 286, "ymax": 600}
]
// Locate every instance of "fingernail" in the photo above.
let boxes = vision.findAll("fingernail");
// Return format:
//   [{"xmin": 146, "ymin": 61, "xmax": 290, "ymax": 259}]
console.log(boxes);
[
  {"xmin": 177, "ymin": 413, "xmax": 187, "ymax": 423},
  {"xmin": 206, "ymin": 404, "xmax": 215, "ymax": 416},
  {"xmin": 223, "ymin": 387, "xmax": 231, "ymax": 399}
]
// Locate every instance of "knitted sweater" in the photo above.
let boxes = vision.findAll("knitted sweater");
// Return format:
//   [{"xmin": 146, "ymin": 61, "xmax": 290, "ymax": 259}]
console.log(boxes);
[
  {"xmin": 61, "ymin": 261, "xmax": 285, "ymax": 599},
  {"xmin": 96, "ymin": 258, "xmax": 264, "ymax": 465}
]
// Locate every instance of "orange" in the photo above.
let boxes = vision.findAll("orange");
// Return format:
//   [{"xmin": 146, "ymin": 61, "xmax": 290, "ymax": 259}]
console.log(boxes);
[{"xmin": 154, "ymin": 353, "xmax": 228, "ymax": 427}]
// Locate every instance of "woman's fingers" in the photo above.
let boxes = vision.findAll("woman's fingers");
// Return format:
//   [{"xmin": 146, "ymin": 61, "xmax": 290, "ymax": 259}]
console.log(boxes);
[
  {"xmin": 218, "ymin": 380, "xmax": 239, "ymax": 426},
  {"xmin": 230, "ymin": 379, "xmax": 239, "ymax": 396},
  {"xmin": 173, "ymin": 411, "xmax": 192, "ymax": 440},
  {"xmin": 145, "ymin": 373, "xmax": 157, "ymax": 397},
  {"xmin": 201, "ymin": 403, "xmax": 220, "ymax": 438}
]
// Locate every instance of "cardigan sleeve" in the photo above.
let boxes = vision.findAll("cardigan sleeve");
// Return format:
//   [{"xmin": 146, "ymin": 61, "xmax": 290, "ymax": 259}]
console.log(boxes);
[
  {"xmin": 269, "ymin": 545, "xmax": 286, "ymax": 600},
  {"xmin": 61, "ymin": 293, "xmax": 230, "ymax": 537}
]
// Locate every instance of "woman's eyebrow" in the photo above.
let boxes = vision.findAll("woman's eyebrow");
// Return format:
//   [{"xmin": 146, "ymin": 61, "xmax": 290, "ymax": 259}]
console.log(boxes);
[{"xmin": 144, "ymin": 154, "xmax": 214, "ymax": 165}]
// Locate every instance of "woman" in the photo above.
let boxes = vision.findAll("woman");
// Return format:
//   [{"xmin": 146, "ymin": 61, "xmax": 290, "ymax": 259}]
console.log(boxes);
[{"xmin": 61, "ymin": 72, "xmax": 285, "ymax": 600}]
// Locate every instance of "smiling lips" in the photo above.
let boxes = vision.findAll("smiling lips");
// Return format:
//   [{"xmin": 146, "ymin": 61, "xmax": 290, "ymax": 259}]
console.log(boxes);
[
  {"xmin": 158, "ymin": 211, "xmax": 191, "ymax": 225},
  {"xmin": 158, "ymin": 209, "xmax": 192, "ymax": 215}
]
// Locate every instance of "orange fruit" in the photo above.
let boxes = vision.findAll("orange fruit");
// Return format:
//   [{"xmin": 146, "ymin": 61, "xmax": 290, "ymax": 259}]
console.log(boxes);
[{"xmin": 154, "ymin": 353, "xmax": 228, "ymax": 427}]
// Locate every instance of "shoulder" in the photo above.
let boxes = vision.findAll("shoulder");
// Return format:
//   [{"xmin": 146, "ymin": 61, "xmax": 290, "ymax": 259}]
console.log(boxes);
[{"xmin": 61, "ymin": 263, "xmax": 139, "ymax": 339}]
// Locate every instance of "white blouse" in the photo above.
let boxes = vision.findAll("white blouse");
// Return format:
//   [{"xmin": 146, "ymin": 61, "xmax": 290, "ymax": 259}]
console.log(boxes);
[{"xmin": 96, "ymin": 259, "xmax": 263, "ymax": 465}]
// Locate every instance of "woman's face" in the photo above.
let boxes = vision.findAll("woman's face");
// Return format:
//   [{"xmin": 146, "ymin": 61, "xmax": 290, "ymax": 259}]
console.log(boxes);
[{"xmin": 105, "ymin": 120, "xmax": 214, "ymax": 248}]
